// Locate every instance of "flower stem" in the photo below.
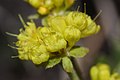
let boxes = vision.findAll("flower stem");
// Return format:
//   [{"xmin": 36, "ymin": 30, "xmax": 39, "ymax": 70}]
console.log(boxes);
[
  {"xmin": 68, "ymin": 68, "xmax": 80, "ymax": 80},
  {"xmin": 71, "ymin": 58, "xmax": 84, "ymax": 80},
  {"xmin": 63, "ymin": 49, "xmax": 83, "ymax": 80}
]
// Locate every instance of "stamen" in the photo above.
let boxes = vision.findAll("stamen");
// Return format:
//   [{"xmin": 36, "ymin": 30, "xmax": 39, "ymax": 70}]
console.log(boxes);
[
  {"xmin": 11, "ymin": 56, "xmax": 19, "ymax": 58},
  {"xmin": 8, "ymin": 44, "xmax": 18, "ymax": 49},
  {"xmin": 18, "ymin": 14, "xmax": 27, "ymax": 27},
  {"xmin": 28, "ymin": 14, "xmax": 39, "ymax": 20},
  {"xmin": 6, "ymin": 32, "xmax": 18, "ymax": 37},
  {"xmin": 77, "ymin": 6, "xmax": 80, "ymax": 12},
  {"xmin": 84, "ymin": 3, "xmax": 86, "ymax": 13},
  {"xmin": 93, "ymin": 10, "xmax": 102, "ymax": 21}
]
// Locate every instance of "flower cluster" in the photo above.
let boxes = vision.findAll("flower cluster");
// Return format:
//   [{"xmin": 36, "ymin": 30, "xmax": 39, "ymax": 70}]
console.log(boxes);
[
  {"xmin": 15, "ymin": 11, "xmax": 100, "ymax": 72},
  {"xmin": 26, "ymin": 0, "xmax": 74, "ymax": 15},
  {"xmin": 90, "ymin": 63, "xmax": 120, "ymax": 80},
  {"xmin": 47, "ymin": 11, "xmax": 100, "ymax": 49}
]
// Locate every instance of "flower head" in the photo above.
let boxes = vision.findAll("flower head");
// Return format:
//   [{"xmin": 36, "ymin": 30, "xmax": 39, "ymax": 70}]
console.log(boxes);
[
  {"xmin": 64, "ymin": 26, "xmax": 81, "ymax": 48},
  {"xmin": 81, "ymin": 16, "xmax": 100, "ymax": 38},
  {"xmin": 15, "ymin": 19, "xmax": 67, "ymax": 64},
  {"xmin": 47, "ymin": 11, "xmax": 101, "ymax": 49},
  {"xmin": 39, "ymin": 27, "xmax": 67, "ymax": 52},
  {"xmin": 10, "ymin": 10, "xmax": 100, "ymax": 71},
  {"xmin": 16, "ymin": 21, "xmax": 50, "ymax": 64},
  {"xmin": 64, "ymin": 11, "xmax": 100, "ymax": 38},
  {"xmin": 65, "ymin": 11, "xmax": 87, "ymax": 31},
  {"xmin": 26, "ymin": 0, "xmax": 75, "ymax": 15},
  {"xmin": 90, "ymin": 63, "xmax": 120, "ymax": 80}
]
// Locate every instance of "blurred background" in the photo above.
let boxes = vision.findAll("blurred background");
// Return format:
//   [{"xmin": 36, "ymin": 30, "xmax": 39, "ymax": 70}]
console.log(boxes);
[{"xmin": 0, "ymin": 0, "xmax": 120, "ymax": 80}]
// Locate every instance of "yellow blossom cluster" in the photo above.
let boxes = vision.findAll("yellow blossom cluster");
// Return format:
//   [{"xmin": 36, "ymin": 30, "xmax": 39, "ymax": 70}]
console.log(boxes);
[
  {"xmin": 90, "ymin": 63, "xmax": 120, "ymax": 80},
  {"xmin": 16, "ymin": 11, "xmax": 100, "ymax": 65},
  {"xmin": 26, "ymin": 0, "xmax": 74, "ymax": 15},
  {"xmin": 47, "ymin": 11, "xmax": 100, "ymax": 49}
]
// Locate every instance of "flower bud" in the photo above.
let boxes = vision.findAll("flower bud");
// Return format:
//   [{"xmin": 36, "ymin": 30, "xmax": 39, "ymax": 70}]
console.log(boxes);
[
  {"xmin": 45, "ymin": 34, "xmax": 67, "ymax": 52},
  {"xmin": 31, "ymin": 53, "xmax": 49, "ymax": 64},
  {"xmin": 18, "ymin": 48, "xmax": 29, "ymax": 60},
  {"xmin": 65, "ymin": 11, "xmax": 87, "ymax": 31},
  {"xmin": 81, "ymin": 16, "xmax": 100, "ymax": 38},
  {"xmin": 53, "ymin": 0, "xmax": 64, "ymax": 7},
  {"xmin": 38, "ymin": 6, "xmax": 49, "ymax": 15},
  {"xmin": 38, "ymin": 27, "xmax": 51, "ymax": 38},
  {"xmin": 90, "ymin": 64, "xmax": 110, "ymax": 80},
  {"xmin": 44, "ymin": 0, "xmax": 54, "ymax": 10},
  {"xmin": 44, "ymin": 34, "xmax": 67, "ymax": 52},
  {"xmin": 30, "ymin": 45, "xmax": 49, "ymax": 64},
  {"xmin": 26, "ymin": 0, "xmax": 75, "ymax": 16},
  {"xmin": 48, "ymin": 16, "xmax": 67, "ymax": 34},
  {"xmin": 39, "ymin": 27, "xmax": 67, "ymax": 52},
  {"xmin": 64, "ymin": 26, "xmax": 81, "ymax": 48},
  {"xmin": 65, "ymin": 0, "xmax": 75, "ymax": 9},
  {"xmin": 16, "ymin": 21, "xmax": 50, "ymax": 64},
  {"xmin": 90, "ymin": 66, "xmax": 99, "ymax": 80},
  {"xmin": 110, "ymin": 73, "xmax": 120, "ymax": 80},
  {"xmin": 98, "ymin": 64, "xmax": 110, "ymax": 80},
  {"xmin": 27, "ymin": 0, "xmax": 41, "ymax": 8}
]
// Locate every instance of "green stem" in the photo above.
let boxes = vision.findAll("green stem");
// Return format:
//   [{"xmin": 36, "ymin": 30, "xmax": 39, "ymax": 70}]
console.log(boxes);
[
  {"xmin": 68, "ymin": 68, "xmax": 80, "ymax": 80},
  {"xmin": 71, "ymin": 58, "xmax": 84, "ymax": 80},
  {"xmin": 66, "ymin": 58, "xmax": 84, "ymax": 80},
  {"xmin": 63, "ymin": 49, "xmax": 83, "ymax": 80}
]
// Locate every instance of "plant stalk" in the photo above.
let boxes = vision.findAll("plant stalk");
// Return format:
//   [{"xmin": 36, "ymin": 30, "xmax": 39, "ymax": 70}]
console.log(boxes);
[
  {"xmin": 71, "ymin": 58, "xmax": 84, "ymax": 80},
  {"xmin": 68, "ymin": 68, "xmax": 80, "ymax": 80}
]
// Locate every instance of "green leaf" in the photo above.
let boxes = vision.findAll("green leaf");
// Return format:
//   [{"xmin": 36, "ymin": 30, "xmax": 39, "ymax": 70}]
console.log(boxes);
[
  {"xmin": 69, "ymin": 47, "xmax": 89, "ymax": 58},
  {"xmin": 46, "ymin": 57, "xmax": 61, "ymax": 68},
  {"xmin": 62, "ymin": 57, "xmax": 73, "ymax": 73}
]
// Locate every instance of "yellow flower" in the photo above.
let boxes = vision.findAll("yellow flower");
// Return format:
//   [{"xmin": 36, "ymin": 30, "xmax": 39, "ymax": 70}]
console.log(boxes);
[
  {"xmin": 16, "ymin": 21, "xmax": 50, "ymax": 64},
  {"xmin": 26, "ymin": 0, "xmax": 75, "ymax": 15},
  {"xmin": 90, "ymin": 63, "xmax": 111, "ymax": 80},
  {"xmin": 47, "ymin": 16, "xmax": 82, "ymax": 49},
  {"xmin": 39, "ymin": 27, "xmax": 67, "ymax": 52},
  {"xmin": 38, "ymin": 6, "xmax": 49, "ymax": 15},
  {"xmin": 90, "ymin": 63, "xmax": 120, "ymax": 80},
  {"xmin": 90, "ymin": 66, "xmax": 99, "ymax": 80},
  {"xmin": 65, "ymin": 11, "xmax": 87, "ymax": 31},
  {"xmin": 65, "ymin": 0, "xmax": 75, "ymax": 9},
  {"xmin": 64, "ymin": 26, "xmax": 81, "ymax": 49},
  {"xmin": 27, "ymin": 0, "xmax": 42, "ymax": 8},
  {"xmin": 65, "ymin": 11, "xmax": 100, "ymax": 38},
  {"xmin": 30, "ymin": 45, "xmax": 49, "ymax": 64},
  {"xmin": 81, "ymin": 16, "xmax": 100, "ymax": 38},
  {"xmin": 110, "ymin": 73, "xmax": 120, "ymax": 80},
  {"xmin": 98, "ymin": 64, "xmax": 111, "ymax": 80},
  {"xmin": 48, "ymin": 16, "xmax": 67, "ymax": 34},
  {"xmin": 47, "ymin": 11, "xmax": 100, "ymax": 49},
  {"xmin": 53, "ymin": 0, "xmax": 64, "ymax": 7}
]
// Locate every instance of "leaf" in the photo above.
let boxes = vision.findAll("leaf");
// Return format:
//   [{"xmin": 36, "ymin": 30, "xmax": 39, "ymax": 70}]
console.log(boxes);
[
  {"xmin": 69, "ymin": 47, "xmax": 89, "ymax": 58},
  {"xmin": 46, "ymin": 57, "xmax": 61, "ymax": 68},
  {"xmin": 62, "ymin": 57, "xmax": 73, "ymax": 73}
]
